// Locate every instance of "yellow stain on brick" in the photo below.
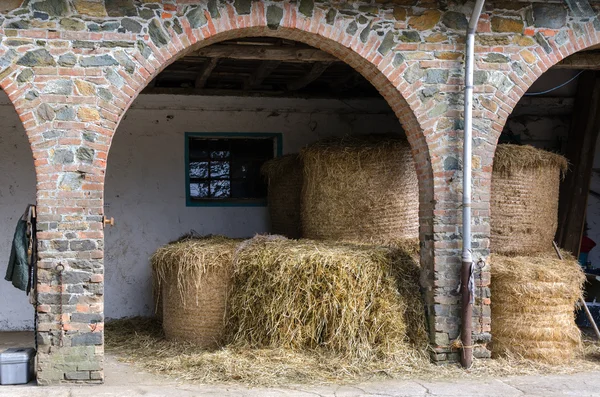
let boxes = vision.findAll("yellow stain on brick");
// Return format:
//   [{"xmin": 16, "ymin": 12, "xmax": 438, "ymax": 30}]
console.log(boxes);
[
  {"xmin": 75, "ymin": 80, "xmax": 96, "ymax": 96},
  {"xmin": 73, "ymin": 0, "xmax": 107, "ymax": 17},
  {"xmin": 436, "ymin": 52, "xmax": 462, "ymax": 60},
  {"xmin": 491, "ymin": 16, "xmax": 524, "ymax": 33},
  {"xmin": 425, "ymin": 33, "xmax": 447, "ymax": 43},
  {"xmin": 481, "ymin": 98, "xmax": 499, "ymax": 113},
  {"xmin": 520, "ymin": 49, "xmax": 537, "ymax": 64},
  {"xmin": 78, "ymin": 107, "xmax": 101, "ymax": 122},
  {"xmin": 512, "ymin": 35, "xmax": 536, "ymax": 47},
  {"xmin": 393, "ymin": 7, "xmax": 407, "ymax": 21}
]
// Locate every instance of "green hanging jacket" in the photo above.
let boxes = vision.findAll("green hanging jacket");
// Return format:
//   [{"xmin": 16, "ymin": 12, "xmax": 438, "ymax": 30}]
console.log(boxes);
[{"xmin": 5, "ymin": 217, "xmax": 29, "ymax": 292}]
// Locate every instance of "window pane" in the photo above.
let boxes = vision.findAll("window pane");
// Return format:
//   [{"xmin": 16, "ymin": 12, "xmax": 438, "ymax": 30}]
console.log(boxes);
[
  {"xmin": 210, "ymin": 161, "xmax": 230, "ymax": 178},
  {"xmin": 187, "ymin": 136, "xmax": 275, "ymax": 202},
  {"xmin": 190, "ymin": 182, "xmax": 209, "ymax": 198},
  {"xmin": 231, "ymin": 163, "xmax": 249, "ymax": 179},
  {"xmin": 189, "ymin": 161, "xmax": 209, "ymax": 178},
  {"xmin": 210, "ymin": 180, "xmax": 230, "ymax": 198},
  {"xmin": 211, "ymin": 151, "xmax": 230, "ymax": 159}
]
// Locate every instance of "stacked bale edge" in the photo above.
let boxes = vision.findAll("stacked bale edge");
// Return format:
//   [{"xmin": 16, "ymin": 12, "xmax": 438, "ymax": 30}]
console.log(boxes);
[
  {"xmin": 300, "ymin": 136, "xmax": 419, "ymax": 242},
  {"xmin": 490, "ymin": 144, "xmax": 568, "ymax": 255},
  {"xmin": 151, "ymin": 236, "xmax": 239, "ymax": 349},
  {"xmin": 261, "ymin": 154, "xmax": 303, "ymax": 238},
  {"xmin": 227, "ymin": 235, "xmax": 428, "ymax": 360},
  {"xmin": 490, "ymin": 252, "xmax": 585, "ymax": 363}
]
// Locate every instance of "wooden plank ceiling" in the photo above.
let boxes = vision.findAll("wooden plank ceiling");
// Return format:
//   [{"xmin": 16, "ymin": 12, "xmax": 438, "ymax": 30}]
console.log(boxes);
[{"xmin": 144, "ymin": 37, "xmax": 379, "ymax": 98}]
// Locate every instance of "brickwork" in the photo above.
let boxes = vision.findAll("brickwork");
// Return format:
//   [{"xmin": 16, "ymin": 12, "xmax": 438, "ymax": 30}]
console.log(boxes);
[{"xmin": 0, "ymin": 0, "xmax": 597, "ymax": 384}]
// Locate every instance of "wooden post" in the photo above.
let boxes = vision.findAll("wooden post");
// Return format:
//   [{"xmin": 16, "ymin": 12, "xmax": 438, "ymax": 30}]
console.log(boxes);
[{"xmin": 556, "ymin": 71, "xmax": 600, "ymax": 257}]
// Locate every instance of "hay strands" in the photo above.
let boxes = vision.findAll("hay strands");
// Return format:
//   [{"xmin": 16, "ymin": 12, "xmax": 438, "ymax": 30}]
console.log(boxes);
[{"xmin": 553, "ymin": 241, "xmax": 600, "ymax": 339}]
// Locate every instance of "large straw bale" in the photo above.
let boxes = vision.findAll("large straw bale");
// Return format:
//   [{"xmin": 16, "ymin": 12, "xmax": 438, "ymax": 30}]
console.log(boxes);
[
  {"xmin": 491, "ymin": 144, "xmax": 568, "ymax": 255},
  {"xmin": 227, "ymin": 235, "xmax": 427, "ymax": 359},
  {"xmin": 151, "ymin": 235, "xmax": 239, "ymax": 348},
  {"xmin": 261, "ymin": 154, "xmax": 303, "ymax": 238},
  {"xmin": 491, "ymin": 252, "xmax": 585, "ymax": 363},
  {"xmin": 300, "ymin": 136, "xmax": 419, "ymax": 242}
]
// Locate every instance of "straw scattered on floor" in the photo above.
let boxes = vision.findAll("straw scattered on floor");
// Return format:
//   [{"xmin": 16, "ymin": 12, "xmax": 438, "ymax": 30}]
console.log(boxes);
[{"xmin": 105, "ymin": 317, "xmax": 600, "ymax": 386}]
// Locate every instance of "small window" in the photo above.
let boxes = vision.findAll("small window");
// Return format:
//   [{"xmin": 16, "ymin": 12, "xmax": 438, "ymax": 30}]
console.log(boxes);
[{"xmin": 185, "ymin": 133, "xmax": 281, "ymax": 206}]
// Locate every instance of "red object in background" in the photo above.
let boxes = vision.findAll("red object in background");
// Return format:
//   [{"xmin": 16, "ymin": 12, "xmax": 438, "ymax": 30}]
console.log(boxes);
[{"xmin": 581, "ymin": 236, "xmax": 597, "ymax": 254}]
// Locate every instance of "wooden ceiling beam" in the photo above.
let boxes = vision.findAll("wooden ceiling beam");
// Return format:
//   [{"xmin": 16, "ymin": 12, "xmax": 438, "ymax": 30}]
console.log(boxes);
[
  {"xmin": 191, "ymin": 45, "xmax": 338, "ymax": 63},
  {"xmin": 194, "ymin": 58, "xmax": 219, "ymax": 88},
  {"xmin": 554, "ymin": 52, "xmax": 600, "ymax": 70},
  {"xmin": 244, "ymin": 60, "xmax": 281, "ymax": 90},
  {"xmin": 287, "ymin": 62, "xmax": 332, "ymax": 91}
]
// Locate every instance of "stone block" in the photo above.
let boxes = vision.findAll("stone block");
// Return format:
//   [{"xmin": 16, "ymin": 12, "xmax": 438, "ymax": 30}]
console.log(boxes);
[
  {"xmin": 267, "ymin": 5, "xmax": 283, "ymax": 30},
  {"xmin": 65, "ymin": 371, "xmax": 91, "ymax": 380},
  {"xmin": 32, "ymin": 0, "xmax": 70, "ymax": 16},
  {"xmin": 491, "ymin": 16, "xmax": 524, "ymax": 33},
  {"xmin": 17, "ymin": 49, "xmax": 56, "ymax": 67},
  {"xmin": 73, "ymin": 0, "xmax": 107, "ymax": 17},
  {"xmin": 408, "ymin": 10, "xmax": 441, "ymax": 30},
  {"xmin": 532, "ymin": 4, "xmax": 567, "ymax": 29},
  {"xmin": 71, "ymin": 332, "xmax": 103, "ymax": 346}
]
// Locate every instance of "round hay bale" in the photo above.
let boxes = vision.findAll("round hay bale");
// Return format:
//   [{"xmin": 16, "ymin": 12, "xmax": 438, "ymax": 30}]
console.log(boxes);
[
  {"xmin": 490, "ymin": 144, "xmax": 568, "ymax": 255},
  {"xmin": 261, "ymin": 154, "xmax": 303, "ymax": 238},
  {"xmin": 300, "ymin": 136, "xmax": 419, "ymax": 242},
  {"xmin": 227, "ymin": 235, "xmax": 428, "ymax": 359},
  {"xmin": 151, "ymin": 236, "xmax": 239, "ymax": 348},
  {"xmin": 490, "ymin": 252, "xmax": 585, "ymax": 364}
]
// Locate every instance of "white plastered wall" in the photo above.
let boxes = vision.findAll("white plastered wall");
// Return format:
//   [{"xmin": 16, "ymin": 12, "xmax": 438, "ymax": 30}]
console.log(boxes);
[
  {"xmin": 0, "ymin": 91, "xmax": 36, "ymax": 331},
  {"xmin": 103, "ymin": 94, "xmax": 403, "ymax": 321}
]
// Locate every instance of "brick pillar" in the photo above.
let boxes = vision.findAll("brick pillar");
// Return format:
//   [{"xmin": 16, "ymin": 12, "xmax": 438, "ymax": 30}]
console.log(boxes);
[
  {"xmin": 423, "ymin": 129, "xmax": 493, "ymax": 363},
  {"xmin": 35, "ymin": 164, "xmax": 105, "ymax": 384}
]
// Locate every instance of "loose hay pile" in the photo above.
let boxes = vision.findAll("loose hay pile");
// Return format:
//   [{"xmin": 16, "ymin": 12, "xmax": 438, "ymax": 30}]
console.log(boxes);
[
  {"xmin": 151, "ymin": 235, "xmax": 239, "ymax": 348},
  {"xmin": 490, "ymin": 252, "xmax": 585, "ymax": 364},
  {"xmin": 105, "ymin": 317, "xmax": 600, "ymax": 386},
  {"xmin": 227, "ymin": 235, "xmax": 427, "ymax": 359},
  {"xmin": 301, "ymin": 136, "xmax": 419, "ymax": 242},
  {"xmin": 491, "ymin": 144, "xmax": 568, "ymax": 255},
  {"xmin": 261, "ymin": 154, "xmax": 303, "ymax": 238}
]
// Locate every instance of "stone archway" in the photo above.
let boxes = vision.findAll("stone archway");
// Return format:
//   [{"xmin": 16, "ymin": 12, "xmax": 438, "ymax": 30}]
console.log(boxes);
[{"xmin": 0, "ymin": 1, "xmax": 438, "ymax": 384}]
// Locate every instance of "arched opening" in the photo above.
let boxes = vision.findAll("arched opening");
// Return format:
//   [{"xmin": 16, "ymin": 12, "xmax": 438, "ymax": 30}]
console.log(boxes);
[
  {"xmin": 103, "ymin": 33, "xmax": 428, "ymax": 381},
  {"xmin": 0, "ymin": 88, "xmax": 37, "ymax": 359},
  {"xmin": 105, "ymin": 35, "xmax": 414, "ymax": 316},
  {"xmin": 488, "ymin": 44, "xmax": 600, "ymax": 363}
]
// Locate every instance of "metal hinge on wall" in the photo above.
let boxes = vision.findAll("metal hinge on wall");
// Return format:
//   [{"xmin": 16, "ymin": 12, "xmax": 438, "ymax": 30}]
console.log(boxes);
[{"xmin": 102, "ymin": 216, "xmax": 115, "ymax": 227}]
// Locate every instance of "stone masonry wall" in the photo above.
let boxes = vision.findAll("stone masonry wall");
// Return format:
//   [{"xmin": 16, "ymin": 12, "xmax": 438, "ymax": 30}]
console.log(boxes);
[{"xmin": 0, "ymin": 0, "xmax": 597, "ymax": 384}]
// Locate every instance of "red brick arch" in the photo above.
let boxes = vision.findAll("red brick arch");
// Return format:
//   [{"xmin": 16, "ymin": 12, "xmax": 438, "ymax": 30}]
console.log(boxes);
[
  {"xmin": 106, "ymin": 5, "xmax": 438, "ymax": 275},
  {"xmin": 0, "ymin": 63, "xmax": 40, "ymax": 180},
  {"xmin": 110, "ymin": 8, "xmax": 435, "ymax": 188},
  {"xmin": 0, "ymin": 1, "xmax": 447, "ymax": 383},
  {"xmin": 482, "ymin": 19, "xmax": 600, "ymax": 147}
]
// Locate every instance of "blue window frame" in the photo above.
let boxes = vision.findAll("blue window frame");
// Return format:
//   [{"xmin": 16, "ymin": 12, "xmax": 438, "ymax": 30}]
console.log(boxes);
[{"xmin": 185, "ymin": 133, "xmax": 283, "ymax": 207}]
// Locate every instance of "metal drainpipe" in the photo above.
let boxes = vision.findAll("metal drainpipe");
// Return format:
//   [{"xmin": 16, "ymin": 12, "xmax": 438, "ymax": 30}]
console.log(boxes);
[{"xmin": 461, "ymin": 0, "xmax": 486, "ymax": 369}]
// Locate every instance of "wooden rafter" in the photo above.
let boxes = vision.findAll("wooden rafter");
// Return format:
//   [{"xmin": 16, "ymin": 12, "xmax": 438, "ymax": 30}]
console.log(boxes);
[
  {"xmin": 192, "ymin": 45, "xmax": 338, "ymax": 63},
  {"xmin": 244, "ymin": 61, "xmax": 281, "ymax": 90},
  {"xmin": 556, "ymin": 71, "xmax": 600, "ymax": 256},
  {"xmin": 194, "ymin": 58, "xmax": 219, "ymax": 88},
  {"xmin": 287, "ymin": 62, "xmax": 332, "ymax": 91},
  {"xmin": 554, "ymin": 52, "xmax": 600, "ymax": 70}
]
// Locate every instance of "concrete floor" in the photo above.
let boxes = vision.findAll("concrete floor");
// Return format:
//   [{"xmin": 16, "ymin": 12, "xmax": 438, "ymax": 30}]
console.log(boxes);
[
  {"xmin": 1, "ymin": 332, "xmax": 600, "ymax": 396},
  {"xmin": 0, "ymin": 331, "xmax": 34, "ymax": 351}
]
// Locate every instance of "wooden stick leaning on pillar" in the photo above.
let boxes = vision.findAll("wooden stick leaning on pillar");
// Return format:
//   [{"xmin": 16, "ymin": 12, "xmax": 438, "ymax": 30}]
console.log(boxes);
[{"xmin": 553, "ymin": 241, "xmax": 600, "ymax": 340}]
